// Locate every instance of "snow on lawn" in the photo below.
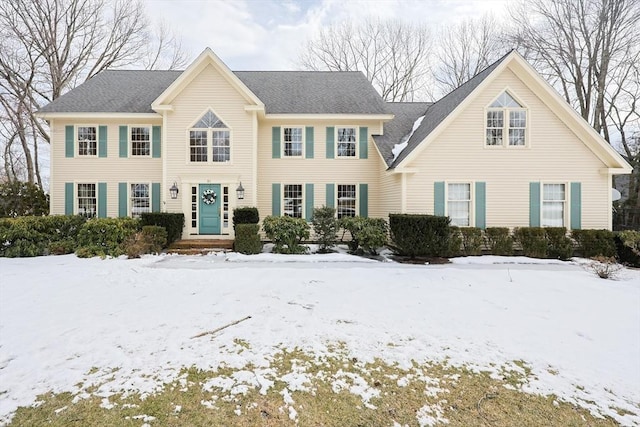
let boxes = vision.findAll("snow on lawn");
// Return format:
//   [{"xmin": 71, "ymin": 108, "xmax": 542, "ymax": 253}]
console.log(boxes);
[{"xmin": 1, "ymin": 253, "xmax": 639, "ymax": 425}]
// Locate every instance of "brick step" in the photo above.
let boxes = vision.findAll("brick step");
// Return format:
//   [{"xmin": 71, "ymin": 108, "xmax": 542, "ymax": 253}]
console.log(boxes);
[{"xmin": 168, "ymin": 239, "xmax": 234, "ymax": 250}]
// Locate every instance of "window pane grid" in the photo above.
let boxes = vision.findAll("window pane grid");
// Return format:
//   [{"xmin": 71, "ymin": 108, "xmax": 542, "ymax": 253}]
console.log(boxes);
[
  {"xmin": 448, "ymin": 183, "xmax": 471, "ymax": 227},
  {"xmin": 77, "ymin": 127, "xmax": 97, "ymax": 156},
  {"xmin": 337, "ymin": 184, "xmax": 356, "ymax": 219},
  {"xmin": 486, "ymin": 111, "xmax": 503, "ymax": 146},
  {"xmin": 131, "ymin": 127, "xmax": 150, "ymax": 156},
  {"xmin": 190, "ymin": 131, "xmax": 208, "ymax": 162},
  {"xmin": 191, "ymin": 187, "xmax": 197, "ymax": 228},
  {"xmin": 283, "ymin": 184, "xmax": 303, "ymax": 218},
  {"xmin": 337, "ymin": 127, "xmax": 356, "ymax": 157},
  {"xmin": 77, "ymin": 183, "xmax": 96, "ymax": 218},
  {"xmin": 130, "ymin": 183, "xmax": 150, "ymax": 218},
  {"xmin": 284, "ymin": 127, "xmax": 303, "ymax": 157},
  {"xmin": 212, "ymin": 131, "xmax": 230, "ymax": 162},
  {"xmin": 542, "ymin": 184, "xmax": 565, "ymax": 227}
]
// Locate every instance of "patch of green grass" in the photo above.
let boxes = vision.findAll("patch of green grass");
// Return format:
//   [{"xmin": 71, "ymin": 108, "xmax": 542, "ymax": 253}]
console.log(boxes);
[{"xmin": 8, "ymin": 349, "xmax": 624, "ymax": 427}]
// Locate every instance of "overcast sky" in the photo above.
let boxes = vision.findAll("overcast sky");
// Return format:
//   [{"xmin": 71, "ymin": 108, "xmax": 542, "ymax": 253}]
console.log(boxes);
[{"xmin": 142, "ymin": 0, "xmax": 511, "ymax": 70}]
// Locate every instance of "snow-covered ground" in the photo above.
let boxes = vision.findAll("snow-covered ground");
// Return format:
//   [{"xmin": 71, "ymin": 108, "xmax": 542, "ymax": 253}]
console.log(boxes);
[{"xmin": 0, "ymin": 252, "xmax": 639, "ymax": 425}]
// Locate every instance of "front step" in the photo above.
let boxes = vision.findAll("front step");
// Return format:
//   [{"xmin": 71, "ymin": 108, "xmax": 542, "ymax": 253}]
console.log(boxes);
[{"xmin": 167, "ymin": 239, "xmax": 234, "ymax": 254}]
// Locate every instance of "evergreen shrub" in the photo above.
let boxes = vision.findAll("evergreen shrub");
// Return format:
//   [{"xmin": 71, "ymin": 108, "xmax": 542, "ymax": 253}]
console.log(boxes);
[
  {"xmin": 484, "ymin": 227, "xmax": 513, "ymax": 255},
  {"xmin": 140, "ymin": 213, "xmax": 184, "ymax": 245},
  {"xmin": 262, "ymin": 216, "xmax": 310, "ymax": 254},
  {"xmin": 234, "ymin": 223, "xmax": 263, "ymax": 255},
  {"xmin": 460, "ymin": 227, "xmax": 483, "ymax": 256},
  {"xmin": 0, "ymin": 215, "xmax": 86, "ymax": 257},
  {"xmin": 312, "ymin": 206, "xmax": 338, "ymax": 253},
  {"xmin": 76, "ymin": 217, "xmax": 140, "ymax": 258},
  {"xmin": 232, "ymin": 207, "xmax": 260, "ymax": 228},
  {"xmin": 389, "ymin": 214, "xmax": 450, "ymax": 258},
  {"xmin": 545, "ymin": 227, "xmax": 574, "ymax": 260},
  {"xmin": 513, "ymin": 227, "xmax": 547, "ymax": 258},
  {"xmin": 614, "ymin": 230, "xmax": 640, "ymax": 267},
  {"xmin": 339, "ymin": 216, "xmax": 388, "ymax": 255},
  {"xmin": 571, "ymin": 229, "xmax": 616, "ymax": 258}
]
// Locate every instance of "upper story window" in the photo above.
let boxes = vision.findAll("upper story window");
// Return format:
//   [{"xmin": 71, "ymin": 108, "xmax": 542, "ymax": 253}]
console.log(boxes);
[
  {"xmin": 131, "ymin": 127, "xmax": 151, "ymax": 156},
  {"xmin": 337, "ymin": 127, "xmax": 356, "ymax": 157},
  {"xmin": 189, "ymin": 110, "xmax": 231, "ymax": 163},
  {"xmin": 486, "ymin": 91, "xmax": 527, "ymax": 147},
  {"xmin": 284, "ymin": 127, "xmax": 303, "ymax": 157},
  {"xmin": 77, "ymin": 126, "xmax": 97, "ymax": 156}
]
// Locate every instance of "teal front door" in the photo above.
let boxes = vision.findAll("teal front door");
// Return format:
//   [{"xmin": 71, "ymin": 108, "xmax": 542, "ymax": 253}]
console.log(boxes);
[{"xmin": 199, "ymin": 184, "xmax": 221, "ymax": 235}]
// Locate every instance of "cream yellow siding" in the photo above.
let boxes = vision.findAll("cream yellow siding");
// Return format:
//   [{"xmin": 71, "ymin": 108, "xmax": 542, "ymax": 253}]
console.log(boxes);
[
  {"xmin": 162, "ymin": 64, "xmax": 257, "ymax": 238},
  {"xmin": 402, "ymin": 65, "xmax": 610, "ymax": 229},
  {"xmin": 49, "ymin": 118, "xmax": 162, "ymax": 217},
  {"xmin": 256, "ymin": 119, "xmax": 384, "ymax": 221}
]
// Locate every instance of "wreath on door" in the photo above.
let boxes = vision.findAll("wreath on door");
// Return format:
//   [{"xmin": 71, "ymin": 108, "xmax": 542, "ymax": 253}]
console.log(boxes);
[{"xmin": 201, "ymin": 189, "xmax": 217, "ymax": 205}]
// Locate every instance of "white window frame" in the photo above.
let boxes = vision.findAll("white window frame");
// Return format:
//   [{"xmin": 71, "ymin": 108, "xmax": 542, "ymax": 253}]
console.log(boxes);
[
  {"xmin": 336, "ymin": 127, "xmax": 357, "ymax": 158},
  {"xmin": 76, "ymin": 182, "xmax": 97, "ymax": 217},
  {"xmin": 188, "ymin": 129, "xmax": 209, "ymax": 162},
  {"xmin": 541, "ymin": 183, "xmax": 566, "ymax": 227},
  {"xmin": 211, "ymin": 130, "xmax": 231, "ymax": 162},
  {"xmin": 283, "ymin": 127, "xmax": 304, "ymax": 158},
  {"xmin": 446, "ymin": 182, "xmax": 473, "ymax": 227},
  {"xmin": 283, "ymin": 184, "xmax": 304, "ymax": 218},
  {"xmin": 130, "ymin": 125, "xmax": 151, "ymax": 157},
  {"xmin": 187, "ymin": 108, "xmax": 232, "ymax": 164},
  {"xmin": 336, "ymin": 184, "xmax": 357, "ymax": 219},
  {"xmin": 130, "ymin": 182, "xmax": 151, "ymax": 218},
  {"xmin": 485, "ymin": 90, "xmax": 528, "ymax": 148},
  {"xmin": 76, "ymin": 125, "xmax": 98, "ymax": 157}
]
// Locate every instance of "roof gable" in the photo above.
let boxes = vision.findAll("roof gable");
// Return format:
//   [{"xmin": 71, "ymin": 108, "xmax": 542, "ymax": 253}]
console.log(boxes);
[{"xmin": 152, "ymin": 48, "xmax": 263, "ymax": 111}]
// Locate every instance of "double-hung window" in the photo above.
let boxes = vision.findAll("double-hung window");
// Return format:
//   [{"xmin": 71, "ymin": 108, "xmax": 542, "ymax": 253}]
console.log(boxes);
[
  {"xmin": 131, "ymin": 127, "xmax": 151, "ymax": 156},
  {"xmin": 337, "ymin": 184, "xmax": 356, "ymax": 218},
  {"xmin": 283, "ymin": 184, "xmax": 303, "ymax": 218},
  {"xmin": 542, "ymin": 184, "xmax": 565, "ymax": 227},
  {"xmin": 189, "ymin": 110, "xmax": 231, "ymax": 163},
  {"xmin": 77, "ymin": 183, "xmax": 96, "ymax": 217},
  {"xmin": 447, "ymin": 183, "xmax": 471, "ymax": 227},
  {"xmin": 337, "ymin": 127, "xmax": 356, "ymax": 157},
  {"xmin": 77, "ymin": 126, "xmax": 97, "ymax": 156},
  {"xmin": 130, "ymin": 183, "xmax": 150, "ymax": 218},
  {"xmin": 284, "ymin": 127, "xmax": 303, "ymax": 157},
  {"xmin": 486, "ymin": 91, "xmax": 527, "ymax": 147}
]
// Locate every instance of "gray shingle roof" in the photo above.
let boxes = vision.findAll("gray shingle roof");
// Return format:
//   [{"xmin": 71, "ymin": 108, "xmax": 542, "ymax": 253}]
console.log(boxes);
[
  {"xmin": 373, "ymin": 102, "xmax": 432, "ymax": 166},
  {"xmin": 387, "ymin": 50, "xmax": 513, "ymax": 168},
  {"xmin": 38, "ymin": 70, "xmax": 390, "ymax": 115},
  {"xmin": 38, "ymin": 70, "xmax": 182, "ymax": 114}
]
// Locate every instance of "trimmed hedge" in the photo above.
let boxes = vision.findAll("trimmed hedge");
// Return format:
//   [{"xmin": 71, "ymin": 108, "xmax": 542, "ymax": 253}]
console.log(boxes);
[
  {"xmin": 140, "ymin": 213, "xmax": 184, "ymax": 245},
  {"xmin": 571, "ymin": 229, "xmax": 616, "ymax": 258},
  {"xmin": 312, "ymin": 206, "xmax": 338, "ymax": 253},
  {"xmin": 233, "ymin": 207, "xmax": 259, "ymax": 228},
  {"xmin": 460, "ymin": 227, "xmax": 483, "ymax": 256},
  {"xmin": 389, "ymin": 214, "xmax": 450, "ymax": 258},
  {"xmin": 484, "ymin": 227, "xmax": 513, "ymax": 256},
  {"xmin": 0, "ymin": 215, "xmax": 87, "ymax": 257},
  {"xmin": 513, "ymin": 227, "xmax": 548, "ymax": 258},
  {"xmin": 234, "ymin": 223, "xmax": 263, "ymax": 254},
  {"xmin": 545, "ymin": 227, "xmax": 573, "ymax": 260}
]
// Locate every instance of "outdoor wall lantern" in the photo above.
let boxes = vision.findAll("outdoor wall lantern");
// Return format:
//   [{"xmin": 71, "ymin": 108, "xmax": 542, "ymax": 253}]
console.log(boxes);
[
  {"xmin": 169, "ymin": 182, "xmax": 179, "ymax": 199},
  {"xmin": 236, "ymin": 181, "xmax": 245, "ymax": 200}
]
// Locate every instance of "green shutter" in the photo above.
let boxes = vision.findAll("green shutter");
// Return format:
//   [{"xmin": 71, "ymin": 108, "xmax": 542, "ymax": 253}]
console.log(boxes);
[
  {"xmin": 98, "ymin": 126, "xmax": 107, "ymax": 158},
  {"xmin": 272, "ymin": 183, "xmax": 281, "ymax": 216},
  {"xmin": 326, "ymin": 127, "xmax": 335, "ymax": 159},
  {"xmin": 305, "ymin": 126, "xmax": 314, "ymax": 159},
  {"xmin": 152, "ymin": 183, "xmax": 161, "ymax": 212},
  {"xmin": 65, "ymin": 182, "xmax": 74, "ymax": 214},
  {"xmin": 434, "ymin": 182, "xmax": 445, "ymax": 216},
  {"xmin": 65, "ymin": 126, "xmax": 74, "ymax": 158},
  {"xmin": 272, "ymin": 127, "xmax": 281, "ymax": 159},
  {"xmin": 305, "ymin": 183, "xmax": 314, "ymax": 221},
  {"xmin": 98, "ymin": 182, "xmax": 107, "ymax": 218},
  {"xmin": 475, "ymin": 182, "xmax": 486, "ymax": 229},
  {"xmin": 570, "ymin": 182, "xmax": 582, "ymax": 230},
  {"xmin": 152, "ymin": 126, "xmax": 161, "ymax": 158},
  {"xmin": 326, "ymin": 183, "xmax": 335, "ymax": 208},
  {"xmin": 359, "ymin": 127, "xmax": 368, "ymax": 159},
  {"xmin": 118, "ymin": 182, "xmax": 128, "ymax": 217},
  {"xmin": 119, "ymin": 126, "xmax": 128, "ymax": 158},
  {"xmin": 359, "ymin": 183, "xmax": 368, "ymax": 217},
  {"xmin": 529, "ymin": 182, "xmax": 541, "ymax": 227}
]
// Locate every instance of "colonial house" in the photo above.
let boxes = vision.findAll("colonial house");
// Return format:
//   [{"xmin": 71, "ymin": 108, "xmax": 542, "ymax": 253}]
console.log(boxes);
[{"xmin": 37, "ymin": 48, "xmax": 632, "ymax": 239}]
